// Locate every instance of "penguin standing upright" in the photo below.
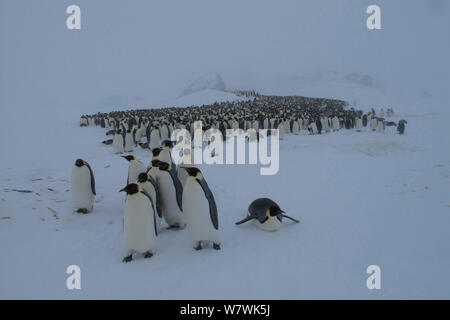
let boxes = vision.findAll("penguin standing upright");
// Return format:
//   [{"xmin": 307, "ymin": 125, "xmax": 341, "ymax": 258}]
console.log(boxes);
[
  {"xmin": 152, "ymin": 160, "xmax": 185, "ymax": 229},
  {"xmin": 292, "ymin": 120, "xmax": 299, "ymax": 135},
  {"xmin": 370, "ymin": 117, "xmax": 378, "ymax": 131},
  {"xmin": 113, "ymin": 129, "xmax": 125, "ymax": 154},
  {"xmin": 71, "ymin": 159, "xmax": 96, "ymax": 214},
  {"xmin": 122, "ymin": 155, "xmax": 147, "ymax": 184},
  {"xmin": 137, "ymin": 172, "xmax": 162, "ymax": 232},
  {"xmin": 356, "ymin": 116, "xmax": 363, "ymax": 132},
  {"xmin": 121, "ymin": 183, "xmax": 158, "ymax": 263},
  {"xmin": 182, "ymin": 167, "xmax": 220, "ymax": 250},
  {"xmin": 332, "ymin": 116, "xmax": 340, "ymax": 131},
  {"xmin": 124, "ymin": 130, "xmax": 134, "ymax": 152},
  {"xmin": 149, "ymin": 126, "xmax": 161, "ymax": 150},
  {"xmin": 377, "ymin": 119, "xmax": 385, "ymax": 132},
  {"xmin": 235, "ymin": 198, "xmax": 299, "ymax": 232},
  {"xmin": 278, "ymin": 121, "xmax": 285, "ymax": 140},
  {"xmin": 308, "ymin": 122, "xmax": 318, "ymax": 135}
]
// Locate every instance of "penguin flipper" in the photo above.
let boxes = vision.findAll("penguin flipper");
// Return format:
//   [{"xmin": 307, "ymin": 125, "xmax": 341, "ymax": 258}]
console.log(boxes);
[
  {"xmin": 281, "ymin": 214, "xmax": 300, "ymax": 223},
  {"xmin": 235, "ymin": 215, "xmax": 256, "ymax": 225},
  {"xmin": 196, "ymin": 178, "xmax": 218, "ymax": 230},
  {"xmin": 149, "ymin": 176, "xmax": 162, "ymax": 219},
  {"xmin": 168, "ymin": 169, "xmax": 183, "ymax": 211},
  {"xmin": 140, "ymin": 190, "xmax": 158, "ymax": 236},
  {"xmin": 85, "ymin": 162, "xmax": 96, "ymax": 195}
]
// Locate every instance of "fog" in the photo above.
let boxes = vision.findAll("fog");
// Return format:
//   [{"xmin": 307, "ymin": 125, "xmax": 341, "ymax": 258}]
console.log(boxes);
[{"xmin": 1, "ymin": 0, "xmax": 449, "ymax": 112}]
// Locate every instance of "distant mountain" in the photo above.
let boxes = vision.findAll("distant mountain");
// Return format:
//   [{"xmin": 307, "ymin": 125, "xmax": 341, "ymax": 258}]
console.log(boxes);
[{"xmin": 180, "ymin": 72, "xmax": 226, "ymax": 97}]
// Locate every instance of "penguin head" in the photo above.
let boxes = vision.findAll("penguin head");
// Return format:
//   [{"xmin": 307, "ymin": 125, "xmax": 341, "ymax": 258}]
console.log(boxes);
[
  {"xmin": 120, "ymin": 183, "xmax": 140, "ymax": 195},
  {"xmin": 122, "ymin": 155, "xmax": 135, "ymax": 162},
  {"xmin": 267, "ymin": 205, "xmax": 285, "ymax": 221},
  {"xmin": 185, "ymin": 167, "xmax": 202, "ymax": 179},
  {"xmin": 150, "ymin": 159, "xmax": 161, "ymax": 168},
  {"xmin": 152, "ymin": 148, "xmax": 162, "ymax": 157},
  {"xmin": 161, "ymin": 140, "xmax": 174, "ymax": 149},
  {"xmin": 157, "ymin": 161, "xmax": 171, "ymax": 172},
  {"xmin": 75, "ymin": 159, "xmax": 85, "ymax": 167},
  {"xmin": 137, "ymin": 172, "xmax": 149, "ymax": 183}
]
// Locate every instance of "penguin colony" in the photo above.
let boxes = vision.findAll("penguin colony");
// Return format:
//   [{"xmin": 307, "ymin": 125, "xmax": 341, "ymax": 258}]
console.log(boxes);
[
  {"xmin": 75, "ymin": 91, "xmax": 407, "ymax": 262},
  {"xmin": 90, "ymin": 92, "xmax": 406, "ymax": 153}
]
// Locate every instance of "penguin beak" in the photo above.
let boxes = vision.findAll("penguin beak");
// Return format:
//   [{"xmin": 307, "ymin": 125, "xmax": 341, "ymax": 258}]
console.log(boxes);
[{"xmin": 119, "ymin": 187, "xmax": 126, "ymax": 192}]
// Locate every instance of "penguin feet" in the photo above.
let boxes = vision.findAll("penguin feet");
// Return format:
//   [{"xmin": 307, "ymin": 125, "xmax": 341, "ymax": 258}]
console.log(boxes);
[
  {"xmin": 77, "ymin": 208, "xmax": 89, "ymax": 214},
  {"xmin": 144, "ymin": 252, "xmax": 153, "ymax": 259},
  {"xmin": 194, "ymin": 242, "xmax": 202, "ymax": 250},
  {"xmin": 167, "ymin": 225, "xmax": 182, "ymax": 230},
  {"xmin": 213, "ymin": 243, "xmax": 221, "ymax": 251},
  {"xmin": 122, "ymin": 255, "xmax": 133, "ymax": 263}
]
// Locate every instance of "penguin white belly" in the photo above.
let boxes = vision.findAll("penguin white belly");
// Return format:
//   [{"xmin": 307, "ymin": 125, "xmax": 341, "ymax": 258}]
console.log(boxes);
[
  {"xmin": 254, "ymin": 215, "xmax": 281, "ymax": 232},
  {"xmin": 356, "ymin": 119, "xmax": 363, "ymax": 131},
  {"xmin": 71, "ymin": 167, "xmax": 94, "ymax": 210},
  {"xmin": 332, "ymin": 118, "xmax": 340, "ymax": 131},
  {"xmin": 377, "ymin": 121, "xmax": 385, "ymax": 132},
  {"xmin": 158, "ymin": 174, "xmax": 185, "ymax": 227},
  {"xmin": 160, "ymin": 149, "xmax": 173, "ymax": 165},
  {"xmin": 128, "ymin": 161, "xmax": 147, "ymax": 184},
  {"xmin": 370, "ymin": 119, "xmax": 378, "ymax": 130},
  {"xmin": 150, "ymin": 131, "xmax": 160, "ymax": 150},
  {"xmin": 292, "ymin": 121, "xmax": 299, "ymax": 135},
  {"xmin": 124, "ymin": 195, "xmax": 156, "ymax": 254},
  {"xmin": 125, "ymin": 133, "xmax": 134, "ymax": 152},
  {"xmin": 113, "ymin": 135, "xmax": 124, "ymax": 153},
  {"xmin": 278, "ymin": 124, "xmax": 285, "ymax": 140},
  {"xmin": 183, "ymin": 180, "xmax": 220, "ymax": 243},
  {"xmin": 160, "ymin": 126, "xmax": 169, "ymax": 140}
]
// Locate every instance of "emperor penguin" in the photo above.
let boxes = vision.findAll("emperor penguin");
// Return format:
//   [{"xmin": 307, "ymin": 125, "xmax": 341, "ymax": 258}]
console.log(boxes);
[
  {"xmin": 292, "ymin": 119, "xmax": 299, "ymax": 135},
  {"xmin": 308, "ymin": 122, "xmax": 318, "ymax": 135},
  {"xmin": 113, "ymin": 129, "xmax": 125, "ymax": 154},
  {"xmin": 332, "ymin": 116, "xmax": 340, "ymax": 131},
  {"xmin": 370, "ymin": 117, "xmax": 378, "ymax": 131},
  {"xmin": 152, "ymin": 160, "xmax": 185, "ymax": 229},
  {"xmin": 356, "ymin": 116, "xmax": 363, "ymax": 132},
  {"xmin": 235, "ymin": 198, "xmax": 299, "ymax": 232},
  {"xmin": 182, "ymin": 167, "xmax": 220, "ymax": 250},
  {"xmin": 160, "ymin": 124, "xmax": 170, "ymax": 141},
  {"xmin": 120, "ymin": 183, "xmax": 158, "ymax": 263},
  {"xmin": 71, "ymin": 159, "xmax": 96, "ymax": 214},
  {"xmin": 377, "ymin": 119, "xmax": 385, "ymax": 132},
  {"xmin": 122, "ymin": 155, "xmax": 147, "ymax": 184},
  {"xmin": 124, "ymin": 130, "xmax": 134, "ymax": 152},
  {"xmin": 149, "ymin": 126, "xmax": 161, "ymax": 150},
  {"xmin": 137, "ymin": 172, "xmax": 162, "ymax": 232},
  {"xmin": 278, "ymin": 122, "xmax": 285, "ymax": 140}
]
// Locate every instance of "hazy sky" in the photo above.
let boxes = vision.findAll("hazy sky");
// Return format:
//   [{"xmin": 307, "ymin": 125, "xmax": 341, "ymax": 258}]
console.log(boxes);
[{"xmin": 1, "ymin": 0, "xmax": 449, "ymax": 111}]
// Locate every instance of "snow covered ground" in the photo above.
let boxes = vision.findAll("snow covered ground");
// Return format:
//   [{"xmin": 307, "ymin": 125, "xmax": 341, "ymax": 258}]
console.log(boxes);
[{"xmin": 1, "ymin": 86, "xmax": 449, "ymax": 299}]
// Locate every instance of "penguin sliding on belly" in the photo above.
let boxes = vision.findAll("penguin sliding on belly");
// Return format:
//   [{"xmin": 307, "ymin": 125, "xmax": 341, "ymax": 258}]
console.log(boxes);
[
  {"xmin": 182, "ymin": 167, "xmax": 220, "ymax": 250},
  {"xmin": 235, "ymin": 198, "xmax": 299, "ymax": 232},
  {"xmin": 120, "ymin": 183, "xmax": 158, "ymax": 263},
  {"xmin": 71, "ymin": 159, "xmax": 96, "ymax": 214}
]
